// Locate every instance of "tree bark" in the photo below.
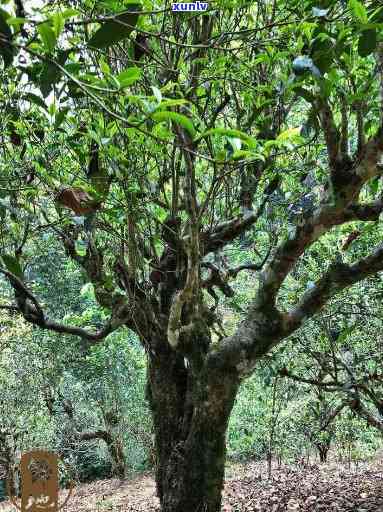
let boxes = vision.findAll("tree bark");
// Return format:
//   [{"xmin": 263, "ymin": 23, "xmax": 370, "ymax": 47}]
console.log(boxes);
[
  {"xmin": 79, "ymin": 430, "xmax": 126, "ymax": 479},
  {"xmin": 108, "ymin": 438, "xmax": 126, "ymax": 479},
  {"xmin": 146, "ymin": 341, "xmax": 239, "ymax": 512},
  {"xmin": 316, "ymin": 442, "xmax": 330, "ymax": 463}
]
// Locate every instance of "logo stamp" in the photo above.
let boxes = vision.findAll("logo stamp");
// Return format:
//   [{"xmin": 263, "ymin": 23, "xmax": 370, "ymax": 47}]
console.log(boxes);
[{"xmin": 6, "ymin": 450, "xmax": 73, "ymax": 511}]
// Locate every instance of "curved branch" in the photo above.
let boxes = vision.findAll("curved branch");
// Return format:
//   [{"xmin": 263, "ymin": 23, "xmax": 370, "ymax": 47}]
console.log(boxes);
[
  {"xmin": 278, "ymin": 368, "xmax": 340, "ymax": 390},
  {"xmin": 349, "ymin": 398, "xmax": 383, "ymax": 434},
  {"xmin": 78, "ymin": 430, "xmax": 112, "ymax": 443},
  {"xmin": 0, "ymin": 267, "xmax": 121, "ymax": 343},
  {"xmin": 317, "ymin": 98, "xmax": 341, "ymax": 168},
  {"xmin": 208, "ymin": 236, "xmax": 383, "ymax": 375},
  {"xmin": 285, "ymin": 242, "xmax": 383, "ymax": 333},
  {"xmin": 256, "ymin": 190, "xmax": 383, "ymax": 312},
  {"xmin": 201, "ymin": 178, "xmax": 276, "ymax": 255}
]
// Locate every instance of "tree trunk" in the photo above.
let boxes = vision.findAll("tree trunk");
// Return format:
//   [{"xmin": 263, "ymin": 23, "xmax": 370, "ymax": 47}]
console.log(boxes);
[
  {"xmin": 267, "ymin": 452, "xmax": 272, "ymax": 479},
  {"xmin": 146, "ymin": 343, "xmax": 239, "ymax": 512},
  {"xmin": 316, "ymin": 441, "xmax": 330, "ymax": 463},
  {"xmin": 79, "ymin": 430, "xmax": 126, "ymax": 478},
  {"xmin": 267, "ymin": 377, "xmax": 279, "ymax": 479},
  {"xmin": 108, "ymin": 437, "xmax": 126, "ymax": 479}
]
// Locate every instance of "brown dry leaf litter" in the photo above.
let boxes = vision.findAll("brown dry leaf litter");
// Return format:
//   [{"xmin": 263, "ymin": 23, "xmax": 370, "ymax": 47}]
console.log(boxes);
[
  {"xmin": 223, "ymin": 461, "xmax": 383, "ymax": 512},
  {"xmin": 0, "ymin": 462, "xmax": 382, "ymax": 511}
]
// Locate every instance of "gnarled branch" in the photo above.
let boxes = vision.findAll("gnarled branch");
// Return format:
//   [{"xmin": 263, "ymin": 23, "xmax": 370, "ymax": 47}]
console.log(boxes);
[
  {"xmin": 285, "ymin": 242, "xmax": 383, "ymax": 333},
  {"xmin": 0, "ymin": 267, "xmax": 124, "ymax": 343}
]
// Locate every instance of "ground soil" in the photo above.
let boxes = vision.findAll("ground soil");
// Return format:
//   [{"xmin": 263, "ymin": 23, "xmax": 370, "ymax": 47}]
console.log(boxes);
[{"xmin": 0, "ymin": 459, "xmax": 382, "ymax": 511}]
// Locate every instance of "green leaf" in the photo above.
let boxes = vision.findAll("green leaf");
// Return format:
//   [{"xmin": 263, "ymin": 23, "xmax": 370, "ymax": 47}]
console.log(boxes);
[
  {"xmin": 88, "ymin": 5, "xmax": 142, "ymax": 49},
  {"xmin": 152, "ymin": 111, "xmax": 196, "ymax": 137},
  {"xmin": 23, "ymin": 93, "xmax": 47, "ymax": 110},
  {"xmin": 39, "ymin": 49, "xmax": 70, "ymax": 97},
  {"xmin": 75, "ymin": 240, "xmax": 88, "ymax": 257},
  {"xmin": 369, "ymin": 177, "xmax": 380, "ymax": 194},
  {"xmin": 277, "ymin": 127, "xmax": 302, "ymax": 142},
  {"xmin": 358, "ymin": 29, "xmax": 377, "ymax": 57},
  {"xmin": 6, "ymin": 16, "xmax": 27, "ymax": 27},
  {"xmin": 40, "ymin": 63, "xmax": 59, "ymax": 97},
  {"xmin": 370, "ymin": 6, "xmax": 383, "ymax": 23},
  {"xmin": 160, "ymin": 99, "xmax": 189, "ymax": 108},
  {"xmin": 0, "ymin": 8, "xmax": 14, "ymax": 67},
  {"xmin": 2, "ymin": 254, "xmax": 23, "ymax": 279},
  {"xmin": 196, "ymin": 127, "xmax": 257, "ymax": 149},
  {"xmin": 116, "ymin": 66, "xmax": 141, "ymax": 87},
  {"xmin": 54, "ymin": 107, "xmax": 69, "ymax": 130},
  {"xmin": 38, "ymin": 22, "xmax": 57, "ymax": 52},
  {"xmin": 61, "ymin": 8, "xmax": 79, "ymax": 19},
  {"xmin": 51, "ymin": 12, "xmax": 65, "ymax": 38},
  {"xmin": 152, "ymin": 86, "xmax": 162, "ymax": 103},
  {"xmin": 100, "ymin": 58, "xmax": 111, "ymax": 75},
  {"xmin": 348, "ymin": 0, "xmax": 368, "ymax": 24},
  {"xmin": 231, "ymin": 149, "xmax": 254, "ymax": 160}
]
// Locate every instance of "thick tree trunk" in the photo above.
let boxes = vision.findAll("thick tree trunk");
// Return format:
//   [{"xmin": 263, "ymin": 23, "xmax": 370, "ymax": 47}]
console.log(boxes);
[{"xmin": 146, "ymin": 343, "xmax": 239, "ymax": 512}]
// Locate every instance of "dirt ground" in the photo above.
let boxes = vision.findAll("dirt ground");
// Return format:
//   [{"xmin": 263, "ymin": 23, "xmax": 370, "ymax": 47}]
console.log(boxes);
[{"xmin": 0, "ymin": 459, "xmax": 382, "ymax": 511}]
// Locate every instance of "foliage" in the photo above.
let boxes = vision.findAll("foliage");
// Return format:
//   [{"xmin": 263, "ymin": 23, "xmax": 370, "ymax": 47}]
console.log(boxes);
[{"xmin": 1, "ymin": 0, "xmax": 383, "ymax": 509}]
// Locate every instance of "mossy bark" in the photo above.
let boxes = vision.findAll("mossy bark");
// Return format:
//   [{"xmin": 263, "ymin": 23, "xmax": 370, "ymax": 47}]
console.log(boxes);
[{"xmin": 146, "ymin": 342, "xmax": 239, "ymax": 512}]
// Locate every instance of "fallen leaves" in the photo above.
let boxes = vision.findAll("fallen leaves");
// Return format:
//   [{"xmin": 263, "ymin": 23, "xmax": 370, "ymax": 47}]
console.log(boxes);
[
  {"xmin": 223, "ymin": 461, "xmax": 383, "ymax": 512},
  {"xmin": 0, "ymin": 461, "xmax": 382, "ymax": 511}
]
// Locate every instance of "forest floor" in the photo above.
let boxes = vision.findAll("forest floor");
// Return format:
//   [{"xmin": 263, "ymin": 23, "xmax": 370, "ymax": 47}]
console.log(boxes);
[{"xmin": 0, "ymin": 457, "xmax": 382, "ymax": 511}]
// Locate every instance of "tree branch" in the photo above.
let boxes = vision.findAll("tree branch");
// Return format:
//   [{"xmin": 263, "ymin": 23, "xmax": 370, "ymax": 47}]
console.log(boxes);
[
  {"xmin": 349, "ymin": 397, "xmax": 383, "ymax": 434},
  {"xmin": 285, "ymin": 242, "xmax": 383, "ymax": 332},
  {"xmin": 0, "ymin": 267, "xmax": 123, "ymax": 343},
  {"xmin": 254, "ymin": 190, "xmax": 383, "ymax": 314},
  {"xmin": 320, "ymin": 402, "xmax": 347, "ymax": 432},
  {"xmin": 209, "ymin": 237, "xmax": 383, "ymax": 375},
  {"xmin": 343, "ymin": 197, "xmax": 383, "ymax": 221},
  {"xmin": 0, "ymin": 304, "xmax": 19, "ymax": 313},
  {"xmin": 227, "ymin": 247, "xmax": 271, "ymax": 278},
  {"xmin": 208, "ymin": 93, "xmax": 231, "ymax": 128},
  {"xmin": 340, "ymin": 94, "xmax": 349, "ymax": 157},
  {"xmin": 168, "ymin": 127, "xmax": 201, "ymax": 349},
  {"xmin": 78, "ymin": 430, "xmax": 112, "ymax": 443},
  {"xmin": 317, "ymin": 98, "xmax": 341, "ymax": 169},
  {"xmin": 279, "ymin": 367, "xmax": 340, "ymax": 390},
  {"xmin": 377, "ymin": 43, "xmax": 383, "ymax": 125},
  {"xmin": 201, "ymin": 181, "xmax": 275, "ymax": 255}
]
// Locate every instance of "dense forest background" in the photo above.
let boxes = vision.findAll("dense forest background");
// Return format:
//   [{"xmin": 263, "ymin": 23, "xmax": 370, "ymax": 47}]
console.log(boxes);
[
  {"xmin": 1, "ymin": 242, "xmax": 383, "ymax": 507},
  {"xmin": 0, "ymin": 0, "xmax": 383, "ymax": 511}
]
